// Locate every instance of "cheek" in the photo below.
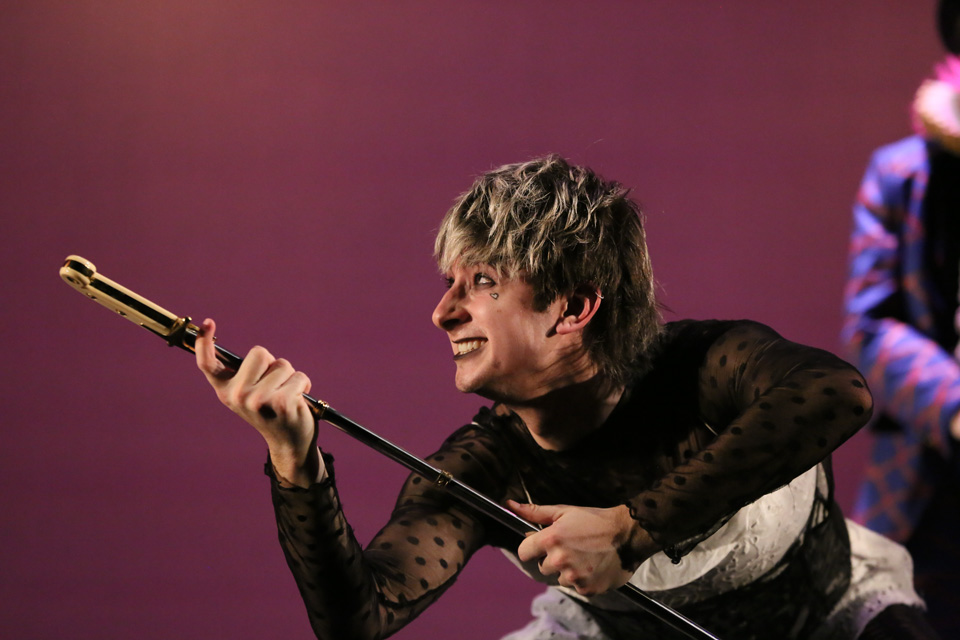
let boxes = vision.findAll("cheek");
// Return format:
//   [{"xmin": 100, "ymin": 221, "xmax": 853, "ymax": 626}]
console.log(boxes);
[{"xmin": 511, "ymin": 323, "xmax": 546, "ymax": 358}]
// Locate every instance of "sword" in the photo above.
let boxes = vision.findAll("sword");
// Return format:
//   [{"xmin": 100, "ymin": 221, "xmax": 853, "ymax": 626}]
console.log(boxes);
[{"xmin": 59, "ymin": 254, "xmax": 721, "ymax": 640}]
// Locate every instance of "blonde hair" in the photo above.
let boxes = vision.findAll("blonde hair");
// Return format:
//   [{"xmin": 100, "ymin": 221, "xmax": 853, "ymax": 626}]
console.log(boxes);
[{"xmin": 435, "ymin": 155, "xmax": 660, "ymax": 385}]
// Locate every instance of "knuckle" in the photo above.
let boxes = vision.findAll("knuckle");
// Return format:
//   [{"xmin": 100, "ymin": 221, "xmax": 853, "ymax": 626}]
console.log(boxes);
[
  {"xmin": 249, "ymin": 346, "xmax": 274, "ymax": 363},
  {"xmin": 551, "ymin": 550, "xmax": 569, "ymax": 567},
  {"xmin": 560, "ymin": 572, "xmax": 590, "ymax": 594},
  {"xmin": 540, "ymin": 531, "xmax": 559, "ymax": 548},
  {"xmin": 243, "ymin": 392, "xmax": 265, "ymax": 413},
  {"xmin": 223, "ymin": 386, "xmax": 244, "ymax": 408},
  {"xmin": 281, "ymin": 395, "xmax": 302, "ymax": 416}
]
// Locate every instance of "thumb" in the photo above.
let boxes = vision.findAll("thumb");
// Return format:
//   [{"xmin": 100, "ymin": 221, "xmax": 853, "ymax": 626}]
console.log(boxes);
[
  {"xmin": 507, "ymin": 500, "xmax": 565, "ymax": 525},
  {"xmin": 196, "ymin": 318, "xmax": 231, "ymax": 384}
]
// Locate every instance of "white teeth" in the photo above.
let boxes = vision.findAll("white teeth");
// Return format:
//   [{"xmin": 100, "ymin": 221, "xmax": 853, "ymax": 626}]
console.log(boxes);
[{"xmin": 456, "ymin": 339, "xmax": 484, "ymax": 355}]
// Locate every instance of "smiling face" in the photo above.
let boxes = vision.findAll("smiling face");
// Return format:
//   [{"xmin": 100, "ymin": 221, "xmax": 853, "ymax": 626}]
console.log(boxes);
[{"xmin": 432, "ymin": 263, "xmax": 574, "ymax": 403}]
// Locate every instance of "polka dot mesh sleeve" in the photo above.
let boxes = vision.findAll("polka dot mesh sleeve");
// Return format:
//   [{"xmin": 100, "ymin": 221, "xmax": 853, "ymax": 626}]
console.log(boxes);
[
  {"xmin": 263, "ymin": 319, "xmax": 873, "ymax": 636},
  {"xmin": 624, "ymin": 321, "xmax": 874, "ymax": 561},
  {"xmin": 266, "ymin": 422, "xmax": 517, "ymax": 639}
]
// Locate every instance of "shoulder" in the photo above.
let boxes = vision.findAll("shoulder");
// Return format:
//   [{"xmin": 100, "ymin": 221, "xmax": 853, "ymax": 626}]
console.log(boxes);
[
  {"xmin": 638, "ymin": 319, "xmax": 780, "ymax": 381},
  {"xmin": 865, "ymin": 135, "xmax": 929, "ymax": 180},
  {"xmin": 657, "ymin": 319, "xmax": 779, "ymax": 352}
]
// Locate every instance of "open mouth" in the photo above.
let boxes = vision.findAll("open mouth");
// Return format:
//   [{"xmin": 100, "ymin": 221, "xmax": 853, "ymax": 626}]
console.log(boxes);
[{"xmin": 454, "ymin": 339, "xmax": 486, "ymax": 358}]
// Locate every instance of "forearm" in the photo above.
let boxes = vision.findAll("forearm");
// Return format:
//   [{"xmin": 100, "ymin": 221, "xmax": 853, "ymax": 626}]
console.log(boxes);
[
  {"xmin": 266, "ymin": 427, "xmax": 495, "ymax": 639},
  {"xmin": 268, "ymin": 463, "xmax": 462, "ymax": 639},
  {"xmin": 846, "ymin": 316, "xmax": 960, "ymax": 455},
  {"xmin": 267, "ymin": 457, "xmax": 385, "ymax": 639},
  {"xmin": 626, "ymin": 323, "xmax": 873, "ymax": 555}
]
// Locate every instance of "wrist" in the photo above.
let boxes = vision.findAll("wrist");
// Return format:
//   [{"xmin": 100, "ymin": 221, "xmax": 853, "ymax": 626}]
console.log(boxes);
[
  {"xmin": 615, "ymin": 505, "xmax": 658, "ymax": 572},
  {"xmin": 269, "ymin": 445, "xmax": 325, "ymax": 488}
]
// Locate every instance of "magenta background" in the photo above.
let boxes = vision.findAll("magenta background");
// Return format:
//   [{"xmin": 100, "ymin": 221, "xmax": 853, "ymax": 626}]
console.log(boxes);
[{"xmin": 0, "ymin": 2, "xmax": 944, "ymax": 638}]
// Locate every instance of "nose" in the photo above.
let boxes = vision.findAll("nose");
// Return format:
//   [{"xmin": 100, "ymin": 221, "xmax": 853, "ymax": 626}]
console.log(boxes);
[{"xmin": 432, "ymin": 285, "xmax": 470, "ymax": 331}]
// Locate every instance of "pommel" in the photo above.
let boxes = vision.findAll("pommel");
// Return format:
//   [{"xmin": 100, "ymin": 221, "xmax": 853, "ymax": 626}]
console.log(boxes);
[{"xmin": 60, "ymin": 255, "xmax": 96, "ymax": 289}]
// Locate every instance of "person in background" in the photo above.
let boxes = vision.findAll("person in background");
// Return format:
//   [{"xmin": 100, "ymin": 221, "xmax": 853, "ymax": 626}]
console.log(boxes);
[{"xmin": 843, "ymin": 1, "xmax": 960, "ymax": 636}]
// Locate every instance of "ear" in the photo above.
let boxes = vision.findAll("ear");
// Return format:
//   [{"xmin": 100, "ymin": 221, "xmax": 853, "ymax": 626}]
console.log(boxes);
[{"xmin": 555, "ymin": 284, "xmax": 603, "ymax": 335}]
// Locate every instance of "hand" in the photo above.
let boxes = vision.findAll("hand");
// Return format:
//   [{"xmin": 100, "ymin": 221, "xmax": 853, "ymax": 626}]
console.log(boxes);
[
  {"xmin": 509, "ymin": 501, "xmax": 640, "ymax": 596},
  {"xmin": 952, "ymin": 411, "xmax": 960, "ymax": 441},
  {"xmin": 195, "ymin": 318, "xmax": 323, "ymax": 487}
]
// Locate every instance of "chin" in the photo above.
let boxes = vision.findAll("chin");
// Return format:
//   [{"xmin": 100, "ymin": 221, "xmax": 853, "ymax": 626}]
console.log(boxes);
[
  {"xmin": 453, "ymin": 372, "xmax": 495, "ymax": 399},
  {"xmin": 454, "ymin": 376, "xmax": 484, "ymax": 395},
  {"xmin": 458, "ymin": 380, "xmax": 518, "ymax": 405}
]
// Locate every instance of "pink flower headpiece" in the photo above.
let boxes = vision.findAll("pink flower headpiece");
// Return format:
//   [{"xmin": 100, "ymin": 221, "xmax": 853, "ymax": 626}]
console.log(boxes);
[{"xmin": 912, "ymin": 55, "xmax": 960, "ymax": 155}]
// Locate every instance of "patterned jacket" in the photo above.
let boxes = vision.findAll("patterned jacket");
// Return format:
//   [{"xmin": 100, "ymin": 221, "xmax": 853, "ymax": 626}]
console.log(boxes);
[{"xmin": 842, "ymin": 134, "xmax": 960, "ymax": 542}]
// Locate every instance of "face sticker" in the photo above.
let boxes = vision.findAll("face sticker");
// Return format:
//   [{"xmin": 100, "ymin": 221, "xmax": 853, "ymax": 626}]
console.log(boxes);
[{"xmin": 490, "ymin": 293, "xmax": 499, "ymax": 299}]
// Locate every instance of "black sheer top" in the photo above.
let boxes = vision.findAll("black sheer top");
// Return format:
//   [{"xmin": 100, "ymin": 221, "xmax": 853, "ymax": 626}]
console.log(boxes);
[{"xmin": 265, "ymin": 320, "xmax": 873, "ymax": 639}]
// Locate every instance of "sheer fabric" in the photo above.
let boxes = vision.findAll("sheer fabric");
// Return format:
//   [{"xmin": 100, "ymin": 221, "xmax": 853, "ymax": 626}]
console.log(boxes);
[{"xmin": 267, "ymin": 319, "xmax": 873, "ymax": 639}]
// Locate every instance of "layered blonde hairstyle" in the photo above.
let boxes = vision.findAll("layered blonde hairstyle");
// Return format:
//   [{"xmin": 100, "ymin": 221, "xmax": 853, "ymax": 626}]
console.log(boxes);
[{"xmin": 434, "ymin": 155, "xmax": 660, "ymax": 385}]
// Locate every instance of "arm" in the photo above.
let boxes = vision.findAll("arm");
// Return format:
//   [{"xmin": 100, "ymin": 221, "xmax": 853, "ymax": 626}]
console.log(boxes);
[
  {"xmin": 511, "ymin": 321, "xmax": 871, "ymax": 593},
  {"xmin": 267, "ymin": 438, "xmax": 494, "ymax": 639},
  {"xmin": 195, "ymin": 320, "xmax": 506, "ymax": 638},
  {"xmin": 625, "ymin": 321, "xmax": 873, "ymax": 560},
  {"xmin": 842, "ymin": 149, "xmax": 960, "ymax": 456}
]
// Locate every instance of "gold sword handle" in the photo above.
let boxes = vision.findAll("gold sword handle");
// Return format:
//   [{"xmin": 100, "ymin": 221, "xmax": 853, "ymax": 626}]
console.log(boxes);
[
  {"xmin": 60, "ymin": 255, "xmax": 194, "ymax": 342},
  {"xmin": 59, "ymin": 255, "xmax": 235, "ymax": 368}
]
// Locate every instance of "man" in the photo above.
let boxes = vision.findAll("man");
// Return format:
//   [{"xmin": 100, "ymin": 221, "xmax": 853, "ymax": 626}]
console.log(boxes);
[
  {"xmin": 842, "ymin": 3, "xmax": 960, "ymax": 635},
  {"xmin": 198, "ymin": 156, "xmax": 927, "ymax": 639}
]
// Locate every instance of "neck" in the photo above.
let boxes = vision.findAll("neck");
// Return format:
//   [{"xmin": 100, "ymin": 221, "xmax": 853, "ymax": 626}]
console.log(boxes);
[{"xmin": 505, "ymin": 375, "xmax": 625, "ymax": 451}]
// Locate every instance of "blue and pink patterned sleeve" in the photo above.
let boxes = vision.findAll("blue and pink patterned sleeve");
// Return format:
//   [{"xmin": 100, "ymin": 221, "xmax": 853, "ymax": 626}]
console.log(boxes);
[{"xmin": 842, "ymin": 141, "xmax": 960, "ymax": 460}]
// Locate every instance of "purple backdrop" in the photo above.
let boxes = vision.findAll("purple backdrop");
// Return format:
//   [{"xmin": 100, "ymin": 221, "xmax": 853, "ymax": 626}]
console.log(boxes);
[{"xmin": 1, "ymin": 2, "xmax": 943, "ymax": 638}]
